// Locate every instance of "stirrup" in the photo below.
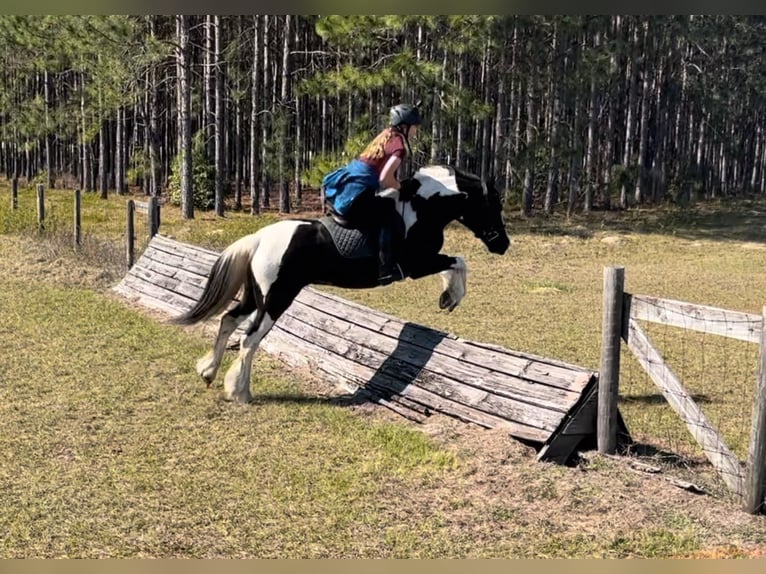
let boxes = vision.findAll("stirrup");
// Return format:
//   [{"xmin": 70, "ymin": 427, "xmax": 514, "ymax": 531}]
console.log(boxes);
[{"xmin": 378, "ymin": 263, "xmax": 405, "ymax": 285}]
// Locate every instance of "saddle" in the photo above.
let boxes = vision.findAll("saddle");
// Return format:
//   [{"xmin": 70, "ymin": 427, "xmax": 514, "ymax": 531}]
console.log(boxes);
[{"xmin": 319, "ymin": 215, "xmax": 377, "ymax": 259}]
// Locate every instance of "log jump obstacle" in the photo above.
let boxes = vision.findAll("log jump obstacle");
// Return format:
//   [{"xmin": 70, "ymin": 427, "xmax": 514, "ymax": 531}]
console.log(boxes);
[{"xmin": 114, "ymin": 234, "xmax": 610, "ymax": 464}]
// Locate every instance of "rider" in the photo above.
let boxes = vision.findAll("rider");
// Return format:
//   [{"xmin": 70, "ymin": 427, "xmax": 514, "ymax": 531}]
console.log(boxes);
[{"xmin": 322, "ymin": 103, "xmax": 422, "ymax": 285}]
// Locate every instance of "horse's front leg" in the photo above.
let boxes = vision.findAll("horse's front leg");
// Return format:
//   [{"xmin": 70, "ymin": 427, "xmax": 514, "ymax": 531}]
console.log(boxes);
[{"xmin": 407, "ymin": 254, "xmax": 467, "ymax": 312}]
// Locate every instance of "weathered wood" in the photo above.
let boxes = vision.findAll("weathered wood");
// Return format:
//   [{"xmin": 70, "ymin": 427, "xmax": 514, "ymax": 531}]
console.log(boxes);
[
  {"xmin": 260, "ymin": 328, "xmax": 546, "ymax": 441},
  {"xmin": 126, "ymin": 200, "xmax": 135, "ymax": 269},
  {"xmin": 297, "ymin": 288, "xmax": 594, "ymax": 392},
  {"xmin": 73, "ymin": 189, "xmax": 81, "ymax": 248},
  {"xmin": 148, "ymin": 196, "xmax": 159, "ymax": 237},
  {"xmin": 36, "ymin": 184, "xmax": 44, "ymax": 231},
  {"xmin": 599, "ymin": 266, "xmax": 624, "ymax": 454},
  {"xmin": 626, "ymin": 317, "xmax": 745, "ymax": 495},
  {"xmin": 285, "ymin": 300, "xmax": 581, "ymax": 409},
  {"xmin": 538, "ymin": 380, "xmax": 599, "ymax": 463},
  {"xmin": 744, "ymin": 307, "xmax": 766, "ymax": 514},
  {"xmin": 274, "ymin": 312, "xmax": 565, "ymax": 431},
  {"xmin": 114, "ymin": 234, "xmax": 609, "ymax": 462},
  {"xmin": 11, "ymin": 178, "xmax": 17, "ymax": 210},
  {"xmin": 630, "ymin": 294, "xmax": 762, "ymax": 344}
]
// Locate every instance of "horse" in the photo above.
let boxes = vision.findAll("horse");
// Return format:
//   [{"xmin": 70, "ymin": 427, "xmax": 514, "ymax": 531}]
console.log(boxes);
[{"xmin": 171, "ymin": 164, "xmax": 511, "ymax": 403}]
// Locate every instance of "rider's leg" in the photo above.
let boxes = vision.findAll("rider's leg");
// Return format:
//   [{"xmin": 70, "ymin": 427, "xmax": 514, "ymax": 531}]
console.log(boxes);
[{"xmin": 377, "ymin": 197, "xmax": 404, "ymax": 285}]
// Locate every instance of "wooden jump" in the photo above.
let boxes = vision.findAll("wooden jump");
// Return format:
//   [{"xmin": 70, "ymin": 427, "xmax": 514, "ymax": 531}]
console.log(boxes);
[{"xmin": 114, "ymin": 234, "xmax": 608, "ymax": 464}]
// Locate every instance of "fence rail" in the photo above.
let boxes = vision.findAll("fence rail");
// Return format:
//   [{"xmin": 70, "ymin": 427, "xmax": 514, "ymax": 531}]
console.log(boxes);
[{"xmin": 600, "ymin": 265, "xmax": 766, "ymax": 514}]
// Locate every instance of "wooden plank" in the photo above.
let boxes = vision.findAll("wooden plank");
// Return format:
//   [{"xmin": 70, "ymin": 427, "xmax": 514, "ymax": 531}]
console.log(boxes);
[
  {"xmin": 626, "ymin": 317, "xmax": 745, "ymax": 495},
  {"xmin": 151, "ymin": 234, "xmax": 220, "ymax": 263},
  {"xmin": 142, "ymin": 244, "xmax": 217, "ymax": 277},
  {"xmin": 274, "ymin": 313, "xmax": 565, "ymax": 432},
  {"xmin": 133, "ymin": 200, "xmax": 150, "ymax": 214},
  {"xmin": 630, "ymin": 294, "xmax": 762, "ymax": 344},
  {"xmin": 297, "ymin": 288, "xmax": 594, "ymax": 392},
  {"xmin": 117, "ymin": 273, "xmax": 196, "ymax": 312},
  {"xmin": 301, "ymin": 288, "xmax": 593, "ymax": 372},
  {"xmin": 744, "ymin": 307, "xmax": 766, "ymax": 513},
  {"xmin": 599, "ymin": 266, "xmax": 624, "ymax": 454},
  {"xmin": 129, "ymin": 261, "xmax": 204, "ymax": 302},
  {"xmin": 260, "ymin": 327, "xmax": 550, "ymax": 443},
  {"xmin": 135, "ymin": 255, "xmax": 210, "ymax": 289},
  {"xmin": 537, "ymin": 378, "xmax": 599, "ymax": 463},
  {"xmin": 284, "ymin": 299, "xmax": 580, "ymax": 410}
]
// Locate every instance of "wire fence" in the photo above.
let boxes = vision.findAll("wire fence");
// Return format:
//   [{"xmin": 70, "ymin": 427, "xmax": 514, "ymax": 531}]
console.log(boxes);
[{"xmin": 619, "ymin": 296, "xmax": 762, "ymax": 501}]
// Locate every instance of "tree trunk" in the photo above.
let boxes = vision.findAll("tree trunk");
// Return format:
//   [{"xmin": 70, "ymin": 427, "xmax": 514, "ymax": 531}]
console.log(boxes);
[
  {"xmin": 567, "ymin": 100, "xmax": 582, "ymax": 219},
  {"xmin": 213, "ymin": 15, "xmax": 224, "ymax": 216},
  {"xmin": 44, "ymin": 70, "xmax": 53, "ymax": 190},
  {"xmin": 522, "ymin": 76, "xmax": 536, "ymax": 217},
  {"xmin": 620, "ymin": 18, "xmax": 639, "ymax": 208},
  {"xmin": 177, "ymin": 15, "xmax": 193, "ymax": 219},
  {"xmin": 250, "ymin": 15, "xmax": 261, "ymax": 215},
  {"xmin": 583, "ymin": 30, "xmax": 600, "ymax": 212},
  {"xmin": 261, "ymin": 15, "xmax": 271, "ymax": 210},
  {"xmin": 81, "ymin": 72, "xmax": 91, "ymax": 192},
  {"xmin": 544, "ymin": 22, "xmax": 560, "ymax": 215},
  {"xmin": 634, "ymin": 23, "xmax": 651, "ymax": 206},
  {"xmin": 99, "ymin": 81, "xmax": 107, "ymax": 199},
  {"xmin": 279, "ymin": 14, "xmax": 291, "ymax": 213},
  {"xmin": 205, "ymin": 15, "xmax": 215, "ymax": 161}
]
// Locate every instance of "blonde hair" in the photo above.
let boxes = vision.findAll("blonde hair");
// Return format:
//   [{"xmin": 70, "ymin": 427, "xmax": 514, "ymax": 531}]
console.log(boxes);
[{"xmin": 359, "ymin": 127, "xmax": 404, "ymax": 161}]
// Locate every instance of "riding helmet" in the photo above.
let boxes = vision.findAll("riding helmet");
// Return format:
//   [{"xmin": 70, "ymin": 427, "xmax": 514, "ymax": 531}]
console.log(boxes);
[{"xmin": 389, "ymin": 103, "xmax": 422, "ymax": 127}]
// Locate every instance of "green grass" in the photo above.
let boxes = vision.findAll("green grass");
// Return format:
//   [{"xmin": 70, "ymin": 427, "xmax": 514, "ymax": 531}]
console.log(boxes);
[
  {"xmin": 0, "ymin": 273, "xmax": 459, "ymax": 558},
  {"xmin": 2, "ymin": 182, "xmax": 766, "ymax": 557}
]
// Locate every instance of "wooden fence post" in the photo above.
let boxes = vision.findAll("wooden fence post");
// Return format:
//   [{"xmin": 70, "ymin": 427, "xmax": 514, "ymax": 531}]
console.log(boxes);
[
  {"xmin": 36, "ymin": 184, "xmax": 45, "ymax": 232},
  {"xmin": 598, "ymin": 265, "xmax": 625, "ymax": 454},
  {"xmin": 745, "ymin": 306, "xmax": 766, "ymax": 514},
  {"xmin": 11, "ymin": 178, "xmax": 18, "ymax": 210},
  {"xmin": 73, "ymin": 189, "xmax": 81, "ymax": 248},
  {"xmin": 148, "ymin": 196, "xmax": 159, "ymax": 237},
  {"xmin": 127, "ymin": 199, "xmax": 135, "ymax": 269}
]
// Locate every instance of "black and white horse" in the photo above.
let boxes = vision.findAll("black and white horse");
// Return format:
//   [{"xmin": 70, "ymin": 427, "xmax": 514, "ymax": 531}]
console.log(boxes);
[{"xmin": 172, "ymin": 165, "xmax": 510, "ymax": 403}]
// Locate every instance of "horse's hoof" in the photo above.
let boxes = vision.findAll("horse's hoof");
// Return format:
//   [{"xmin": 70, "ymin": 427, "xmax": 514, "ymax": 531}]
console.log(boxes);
[
  {"xmin": 226, "ymin": 392, "xmax": 253, "ymax": 405},
  {"xmin": 439, "ymin": 291, "xmax": 452, "ymax": 309}
]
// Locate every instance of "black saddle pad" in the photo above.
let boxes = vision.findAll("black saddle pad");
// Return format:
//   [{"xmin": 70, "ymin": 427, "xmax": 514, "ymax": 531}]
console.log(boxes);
[{"xmin": 319, "ymin": 216, "xmax": 376, "ymax": 259}]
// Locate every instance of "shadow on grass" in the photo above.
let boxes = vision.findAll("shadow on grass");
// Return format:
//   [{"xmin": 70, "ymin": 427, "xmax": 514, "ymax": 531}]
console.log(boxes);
[
  {"xmin": 620, "ymin": 393, "xmax": 714, "ymax": 405},
  {"xmin": 619, "ymin": 441, "xmax": 714, "ymax": 473}
]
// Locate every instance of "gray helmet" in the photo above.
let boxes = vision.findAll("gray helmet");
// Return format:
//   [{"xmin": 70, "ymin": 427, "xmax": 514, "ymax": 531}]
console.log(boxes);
[{"xmin": 389, "ymin": 103, "xmax": 422, "ymax": 127}]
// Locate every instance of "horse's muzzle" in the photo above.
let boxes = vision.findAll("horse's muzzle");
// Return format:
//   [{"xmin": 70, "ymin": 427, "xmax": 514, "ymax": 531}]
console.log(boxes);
[{"xmin": 482, "ymin": 229, "xmax": 510, "ymax": 254}]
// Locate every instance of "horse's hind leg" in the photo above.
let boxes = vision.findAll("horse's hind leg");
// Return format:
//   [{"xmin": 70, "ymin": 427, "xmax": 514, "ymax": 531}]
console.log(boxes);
[
  {"xmin": 222, "ymin": 308, "xmax": 275, "ymax": 403},
  {"xmin": 196, "ymin": 272, "xmax": 260, "ymax": 385},
  {"xmin": 222, "ymin": 280, "xmax": 304, "ymax": 404}
]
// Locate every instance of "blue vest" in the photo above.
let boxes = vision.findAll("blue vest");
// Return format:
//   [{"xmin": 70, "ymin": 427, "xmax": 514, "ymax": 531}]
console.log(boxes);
[{"xmin": 322, "ymin": 159, "xmax": 380, "ymax": 216}]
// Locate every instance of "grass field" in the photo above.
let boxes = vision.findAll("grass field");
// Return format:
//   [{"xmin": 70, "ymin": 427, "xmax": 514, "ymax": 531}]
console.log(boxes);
[{"xmin": 1, "ymin": 181, "xmax": 766, "ymax": 557}]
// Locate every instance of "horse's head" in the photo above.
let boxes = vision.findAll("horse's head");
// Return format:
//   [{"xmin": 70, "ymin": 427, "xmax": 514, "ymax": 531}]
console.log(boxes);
[{"xmin": 410, "ymin": 165, "xmax": 510, "ymax": 255}]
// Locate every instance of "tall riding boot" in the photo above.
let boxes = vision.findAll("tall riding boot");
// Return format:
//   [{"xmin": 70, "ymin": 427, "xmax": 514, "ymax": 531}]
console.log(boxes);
[{"xmin": 377, "ymin": 226, "xmax": 404, "ymax": 285}]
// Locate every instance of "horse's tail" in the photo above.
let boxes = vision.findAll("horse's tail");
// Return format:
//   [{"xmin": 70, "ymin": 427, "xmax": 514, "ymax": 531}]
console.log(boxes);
[{"xmin": 171, "ymin": 232, "xmax": 262, "ymax": 326}]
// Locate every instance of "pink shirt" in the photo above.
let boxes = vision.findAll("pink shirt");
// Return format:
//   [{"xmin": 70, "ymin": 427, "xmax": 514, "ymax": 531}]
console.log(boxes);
[{"xmin": 359, "ymin": 131, "xmax": 407, "ymax": 176}]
